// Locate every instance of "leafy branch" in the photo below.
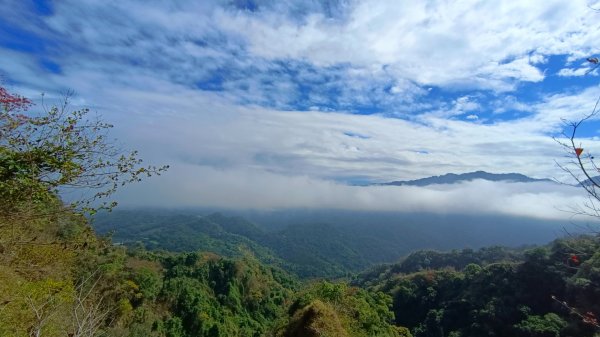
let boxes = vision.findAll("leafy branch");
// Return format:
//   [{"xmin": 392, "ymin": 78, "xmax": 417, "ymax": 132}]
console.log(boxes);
[{"xmin": 0, "ymin": 86, "xmax": 169, "ymax": 219}]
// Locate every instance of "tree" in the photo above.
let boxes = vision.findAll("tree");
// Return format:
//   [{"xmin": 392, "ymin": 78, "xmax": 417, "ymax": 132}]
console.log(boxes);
[
  {"xmin": 0, "ymin": 85, "xmax": 168, "ymax": 219},
  {"xmin": 513, "ymin": 313, "xmax": 567, "ymax": 337},
  {"xmin": 552, "ymin": 57, "xmax": 600, "ymax": 333},
  {"xmin": 0, "ymin": 85, "xmax": 168, "ymax": 337},
  {"xmin": 554, "ymin": 56, "xmax": 600, "ymax": 224}
]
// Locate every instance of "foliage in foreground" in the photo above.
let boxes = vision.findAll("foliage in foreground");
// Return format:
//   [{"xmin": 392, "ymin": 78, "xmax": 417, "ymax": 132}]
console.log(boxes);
[
  {"xmin": 0, "ymin": 86, "xmax": 167, "ymax": 219},
  {"xmin": 0, "ymin": 203, "xmax": 403, "ymax": 337}
]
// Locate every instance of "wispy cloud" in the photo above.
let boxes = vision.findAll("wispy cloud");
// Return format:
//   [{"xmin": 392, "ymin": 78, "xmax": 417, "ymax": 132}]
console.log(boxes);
[
  {"xmin": 223, "ymin": 1, "xmax": 598, "ymax": 89},
  {"xmin": 558, "ymin": 67, "xmax": 599, "ymax": 77},
  {"xmin": 99, "ymin": 83, "xmax": 600, "ymax": 184},
  {"xmin": 4, "ymin": 1, "xmax": 600, "ymax": 112}
]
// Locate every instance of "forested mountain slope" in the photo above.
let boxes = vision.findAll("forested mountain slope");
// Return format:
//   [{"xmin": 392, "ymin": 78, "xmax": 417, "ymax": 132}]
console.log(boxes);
[
  {"xmin": 354, "ymin": 236, "xmax": 600, "ymax": 337},
  {"xmin": 93, "ymin": 209, "xmax": 564, "ymax": 278}
]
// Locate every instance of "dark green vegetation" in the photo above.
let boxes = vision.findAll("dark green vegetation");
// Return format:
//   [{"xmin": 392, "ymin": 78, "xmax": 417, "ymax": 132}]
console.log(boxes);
[
  {"xmin": 94, "ymin": 210, "xmax": 371, "ymax": 278},
  {"xmin": 354, "ymin": 237, "xmax": 600, "ymax": 337},
  {"xmin": 93, "ymin": 209, "xmax": 564, "ymax": 279},
  {"xmin": 92, "ymin": 208, "xmax": 600, "ymax": 337},
  {"xmin": 95, "ymin": 211, "xmax": 282, "ymax": 266},
  {"xmin": 0, "ymin": 206, "xmax": 402, "ymax": 337}
]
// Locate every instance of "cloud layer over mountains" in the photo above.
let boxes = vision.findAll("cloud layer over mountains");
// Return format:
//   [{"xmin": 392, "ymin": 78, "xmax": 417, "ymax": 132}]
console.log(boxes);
[{"xmin": 4, "ymin": 1, "xmax": 600, "ymax": 218}]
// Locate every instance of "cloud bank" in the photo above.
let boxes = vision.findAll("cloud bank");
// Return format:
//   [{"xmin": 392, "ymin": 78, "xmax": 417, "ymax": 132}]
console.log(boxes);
[{"xmin": 117, "ymin": 164, "xmax": 585, "ymax": 220}]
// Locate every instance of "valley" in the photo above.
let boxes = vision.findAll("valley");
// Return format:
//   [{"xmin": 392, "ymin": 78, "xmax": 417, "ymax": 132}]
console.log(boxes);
[{"xmin": 93, "ymin": 208, "xmax": 568, "ymax": 278}]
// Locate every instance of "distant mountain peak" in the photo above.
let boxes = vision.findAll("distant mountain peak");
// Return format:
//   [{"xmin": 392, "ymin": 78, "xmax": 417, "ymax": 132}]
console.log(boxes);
[{"xmin": 380, "ymin": 171, "xmax": 552, "ymax": 186}]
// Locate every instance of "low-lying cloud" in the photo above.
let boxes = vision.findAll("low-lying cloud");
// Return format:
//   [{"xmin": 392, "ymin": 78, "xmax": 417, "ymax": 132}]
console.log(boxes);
[{"xmin": 116, "ymin": 163, "xmax": 587, "ymax": 221}]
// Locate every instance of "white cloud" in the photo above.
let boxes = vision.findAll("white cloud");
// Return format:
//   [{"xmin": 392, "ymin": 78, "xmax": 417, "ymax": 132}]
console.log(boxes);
[
  {"xmin": 97, "ymin": 84, "xmax": 597, "ymax": 218},
  {"xmin": 4, "ymin": 33, "xmax": 599, "ymax": 196},
  {"xmin": 527, "ymin": 85, "xmax": 600, "ymax": 130},
  {"xmin": 491, "ymin": 95, "xmax": 534, "ymax": 114},
  {"xmin": 454, "ymin": 96, "xmax": 480, "ymax": 113},
  {"xmin": 116, "ymin": 165, "xmax": 586, "ymax": 220},
  {"xmin": 3, "ymin": 0, "xmax": 597, "ymax": 111},
  {"xmin": 220, "ymin": 0, "xmax": 599, "ymax": 90},
  {"xmin": 558, "ymin": 67, "xmax": 598, "ymax": 77},
  {"xmin": 5, "ymin": 56, "xmax": 590, "ymax": 186},
  {"xmin": 87, "ymin": 79, "xmax": 600, "ymax": 187}
]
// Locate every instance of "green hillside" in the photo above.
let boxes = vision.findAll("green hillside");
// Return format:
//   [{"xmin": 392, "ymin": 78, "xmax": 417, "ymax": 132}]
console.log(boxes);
[
  {"xmin": 354, "ymin": 236, "xmax": 600, "ymax": 337},
  {"xmin": 93, "ymin": 209, "xmax": 563, "ymax": 279},
  {"xmin": 94, "ymin": 210, "xmax": 370, "ymax": 278}
]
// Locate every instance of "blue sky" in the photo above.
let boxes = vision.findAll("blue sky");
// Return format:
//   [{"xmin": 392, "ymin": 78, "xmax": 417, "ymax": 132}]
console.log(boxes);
[{"xmin": 3, "ymin": 0, "xmax": 600, "ymax": 216}]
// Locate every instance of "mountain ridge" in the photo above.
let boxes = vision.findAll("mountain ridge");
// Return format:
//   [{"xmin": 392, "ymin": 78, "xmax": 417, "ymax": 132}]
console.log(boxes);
[{"xmin": 380, "ymin": 170, "xmax": 552, "ymax": 186}]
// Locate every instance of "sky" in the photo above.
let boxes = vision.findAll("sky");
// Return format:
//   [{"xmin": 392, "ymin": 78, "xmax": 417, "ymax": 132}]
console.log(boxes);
[{"xmin": 3, "ymin": 0, "xmax": 600, "ymax": 219}]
